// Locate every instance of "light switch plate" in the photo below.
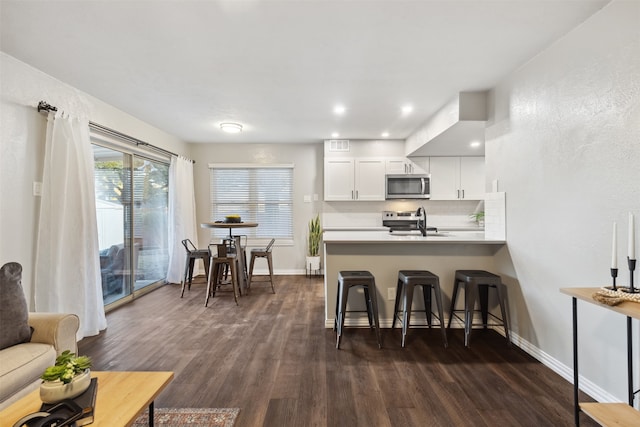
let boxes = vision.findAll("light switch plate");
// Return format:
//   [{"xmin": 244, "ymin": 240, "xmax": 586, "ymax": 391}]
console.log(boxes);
[
  {"xmin": 33, "ymin": 182, "xmax": 42, "ymax": 196},
  {"xmin": 387, "ymin": 288, "xmax": 395, "ymax": 300}
]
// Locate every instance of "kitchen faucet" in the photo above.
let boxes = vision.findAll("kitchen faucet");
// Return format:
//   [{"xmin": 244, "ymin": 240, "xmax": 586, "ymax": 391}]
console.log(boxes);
[{"xmin": 416, "ymin": 206, "xmax": 427, "ymax": 236}]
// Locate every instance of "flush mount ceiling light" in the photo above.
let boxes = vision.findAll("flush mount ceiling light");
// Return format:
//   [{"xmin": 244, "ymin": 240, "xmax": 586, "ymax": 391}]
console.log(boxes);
[
  {"xmin": 331, "ymin": 132, "xmax": 340, "ymax": 138},
  {"xmin": 220, "ymin": 122, "xmax": 243, "ymax": 133},
  {"xmin": 470, "ymin": 140, "xmax": 482, "ymax": 148},
  {"xmin": 381, "ymin": 132, "xmax": 389, "ymax": 138},
  {"xmin": 333, "ymin": 105, "xmax": 346, "ymax": 115},
  {"xmin": 401, "ymin": 105, "xmax": 414, "ymax": 115}
]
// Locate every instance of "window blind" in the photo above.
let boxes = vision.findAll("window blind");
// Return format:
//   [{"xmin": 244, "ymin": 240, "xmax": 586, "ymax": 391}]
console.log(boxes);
[{"xmin": 210, "ymin": 165, "xmax": 293, "ymax": 240}]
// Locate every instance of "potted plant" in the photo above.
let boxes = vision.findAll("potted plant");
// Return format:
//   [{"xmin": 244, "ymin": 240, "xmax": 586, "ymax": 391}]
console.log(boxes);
[
  {"xmin": 470, "ymin": 211, "xmax": 485, "ymax": 227},
  {"xmin": 306, "ymin": 214, "xmax": 322, "ymax": 271},
  {"xmin": 40, "ymin": 350, "xmax": 92, "ymax": 403}
]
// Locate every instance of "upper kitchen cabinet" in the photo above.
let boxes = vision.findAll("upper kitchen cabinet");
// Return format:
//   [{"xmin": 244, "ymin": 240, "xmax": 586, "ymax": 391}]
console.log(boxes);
[
  {"xmin": 430, "ymin": 156, "xmax": 485, "ymax": 200},
  {"xmin": 385, "ymin": 157, "xmax": 429, "ymax": 175},
  {"xmin": 324, "ymin": 158, "xmax": 386, "ymax": 201}
]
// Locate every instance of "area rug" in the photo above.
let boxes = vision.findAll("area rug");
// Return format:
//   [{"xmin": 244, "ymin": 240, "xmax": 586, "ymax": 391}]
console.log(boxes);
[{"xmin": 132, "ymin": 408, "xmax": 240, "ymax": 427}]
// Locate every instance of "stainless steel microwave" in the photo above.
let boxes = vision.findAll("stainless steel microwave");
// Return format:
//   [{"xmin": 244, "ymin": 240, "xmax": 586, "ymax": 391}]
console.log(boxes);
[{"xmin": 385, "ymin": 174, "xmax": 430, "ymax": 199}]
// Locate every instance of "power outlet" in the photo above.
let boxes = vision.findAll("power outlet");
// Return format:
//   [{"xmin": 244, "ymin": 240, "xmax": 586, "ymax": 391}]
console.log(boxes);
[{"xmin": 387, "ymin": 288, "xmax": 396, "ymax": 300}]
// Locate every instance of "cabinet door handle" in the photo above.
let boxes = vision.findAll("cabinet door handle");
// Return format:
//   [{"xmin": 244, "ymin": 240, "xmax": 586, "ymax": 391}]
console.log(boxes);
[
  {"xmin": 355, "ymin": 190, "xmax": 358, "ymax": 199},
  {"xmin": 457, "ymin": 189, "xmax": 460, "ymax": 199},
  {"xmin": 462, "ymin": 189, "xmax": 465, "ymax": 199},
  {"xmin": 352, "ymin": 190, "xmax": 354, "ymax": 199}
]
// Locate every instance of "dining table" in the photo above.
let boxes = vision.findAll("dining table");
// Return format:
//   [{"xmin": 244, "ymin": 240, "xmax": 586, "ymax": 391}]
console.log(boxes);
[
  {"xmin": 200, "ymin": 221, "xmax": 259, "ymax": 239},
  {"xmin": 200, "ymin": 221, "xmax": 259, "ymax": 293}
]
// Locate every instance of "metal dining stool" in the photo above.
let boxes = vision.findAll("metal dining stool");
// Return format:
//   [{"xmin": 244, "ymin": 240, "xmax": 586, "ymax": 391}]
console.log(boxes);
[
  {"xmin": 180, "ymin": 239, "xmax": 210, "ymax": 298},
  {"xmin": 447, "ymin": 270, "xmax": 511, "ymax": 347},
  {"xmin": 334, "ymin": 270, "xmax": 382, "ymax": 349},
  {"xmin": 205, "ymin": 244, "xmax": 239, "ymax": 306},
  {"xmin": 392, "ymin": 270, "xmax": 448, "ymax": 348},
  {"xmin": 247, "ymin": 238, "xmax": 276, "ymax": 293}
]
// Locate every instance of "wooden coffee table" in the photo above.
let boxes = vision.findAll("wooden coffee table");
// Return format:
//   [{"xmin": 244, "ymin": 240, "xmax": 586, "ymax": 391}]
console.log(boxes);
[{"xmin": 0, "ymin": 371, "xmax": 173, "ymax": 427}]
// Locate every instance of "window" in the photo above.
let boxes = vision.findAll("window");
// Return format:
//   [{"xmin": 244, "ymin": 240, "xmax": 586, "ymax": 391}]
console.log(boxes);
[
  {"xmin": 210, "ymin": 164, "xmax": 293, "ymax": 242},
  {"xmin": 93, "ymin": 141, "xmax": 169, "ymax": 307}
]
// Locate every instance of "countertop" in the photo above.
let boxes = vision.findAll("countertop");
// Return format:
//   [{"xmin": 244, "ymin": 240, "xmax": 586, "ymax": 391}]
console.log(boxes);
[
  {"xmin": 322, "ymin": 226, "xmax": 485, "ymax": 232},
  {"xmin": 323, "ymin": 230, "xmax": 505, "ymax": 244}
]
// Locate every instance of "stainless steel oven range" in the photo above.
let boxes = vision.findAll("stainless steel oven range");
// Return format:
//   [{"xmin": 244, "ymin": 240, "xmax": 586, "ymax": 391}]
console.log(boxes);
[{"xmin": 382, "ymin": 210, "xmax": 437, "ymax": 236}]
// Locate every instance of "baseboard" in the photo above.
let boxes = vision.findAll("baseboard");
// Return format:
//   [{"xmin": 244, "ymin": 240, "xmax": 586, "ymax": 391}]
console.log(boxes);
[
  {"xmin": 507, "ymin": 330, "xmax": 618, "ymax": 404},
  {"xmin": 250, "ymin": 269, "xmax": 324, "ymax": 276}
]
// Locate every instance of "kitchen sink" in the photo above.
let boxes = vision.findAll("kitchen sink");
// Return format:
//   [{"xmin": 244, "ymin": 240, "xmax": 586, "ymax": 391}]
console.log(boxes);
[
  {"xmin": 426, "ymin": 232, "xmax": 449, "ymax": 237},
  {"xmin": 390, "ymin": 230, "xmax": 450, "ymax": 237}
]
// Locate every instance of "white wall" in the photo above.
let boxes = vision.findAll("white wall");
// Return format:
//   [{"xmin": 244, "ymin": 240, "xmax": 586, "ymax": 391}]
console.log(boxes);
[
  {"xmin": 190, "ymin": 142, "xmax": 324, "ymax": 273},
  {"xmin": 485, "ymin": 0, "xmax": 640, "ymax": 402},
  {"xmin": 0, "ymin": 52, "xmax": 189, "ymax": 307}
]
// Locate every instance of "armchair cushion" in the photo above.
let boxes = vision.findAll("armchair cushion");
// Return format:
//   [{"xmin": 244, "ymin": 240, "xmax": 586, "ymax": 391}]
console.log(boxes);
[{"xmin": 0, "ymin": 262, "xmax": 32, "ymax": 350}]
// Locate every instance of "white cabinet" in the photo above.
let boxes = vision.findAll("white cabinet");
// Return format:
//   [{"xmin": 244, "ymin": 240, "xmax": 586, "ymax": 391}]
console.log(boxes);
[
  {"xmin": 355, "ymin": 159, "xmax": 386, "ymax": 200},
  {"xmin": 324, "ymin": 158, "xmax": 385, "ymax": 201},
  {"xmin": 459, "ymin": 157, "xmax": 485, "ymax": 199},
  {"xmin": 385, "ymin": 157, "xmax": 428, "ymax": 175},
  {"xmin": 430, "ymin": 157, "xmax": 485, "ymax": 200},
  {"xmin": 324, "ymin": 159, "xmax": 354, "ymax": 201}
]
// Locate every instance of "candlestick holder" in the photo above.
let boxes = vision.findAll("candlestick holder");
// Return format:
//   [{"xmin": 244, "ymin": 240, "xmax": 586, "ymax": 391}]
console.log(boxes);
[
  {"xmin": 620, "ymin": 258, "xmax": 638, "ymax": 294},
  {"xmin": 609, "ymin": 268, "xmax": 618, "ymax": 291}
]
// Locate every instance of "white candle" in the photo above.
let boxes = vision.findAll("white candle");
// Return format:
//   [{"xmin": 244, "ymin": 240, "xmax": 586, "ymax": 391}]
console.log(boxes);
[
  {"xmin": 629, "ymin": 212, "xmax": 636, "ymax": 260},
  {"xmin": 611, "ymin": 222, "xmax": 617, "ymax": 269}
]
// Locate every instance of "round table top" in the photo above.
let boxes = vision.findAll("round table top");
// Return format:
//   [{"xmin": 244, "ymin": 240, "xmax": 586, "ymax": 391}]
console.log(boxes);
[{"xmin": 200, "ymin": 222, "xmax": 258, "ymax": 228}]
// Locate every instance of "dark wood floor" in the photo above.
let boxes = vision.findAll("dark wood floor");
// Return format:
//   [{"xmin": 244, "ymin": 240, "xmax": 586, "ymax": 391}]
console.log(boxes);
[{"xmin": 79, "ymin": 275, "xmax": 597, "ymax": 427}]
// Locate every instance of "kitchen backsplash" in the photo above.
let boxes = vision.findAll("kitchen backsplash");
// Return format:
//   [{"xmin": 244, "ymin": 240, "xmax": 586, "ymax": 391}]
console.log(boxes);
[{"xmin": 321, "ymin": 199, "xmax": 483, "ymax": 229}]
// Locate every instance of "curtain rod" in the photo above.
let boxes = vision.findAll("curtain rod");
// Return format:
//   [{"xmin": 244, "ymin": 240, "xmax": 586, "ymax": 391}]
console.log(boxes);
[{"xmin": 37, "ymin": 101, "xmax": 195, "ymax": 164}]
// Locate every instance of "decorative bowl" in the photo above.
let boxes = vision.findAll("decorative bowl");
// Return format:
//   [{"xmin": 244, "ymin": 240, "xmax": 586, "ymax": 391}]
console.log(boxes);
[
  {"xmin": 40, "ymin": 369, "xmax": 91, "ymax": 403},
  {"xmin": 225, "ymin": 215, "xmax": 242, "ymax": 223}
]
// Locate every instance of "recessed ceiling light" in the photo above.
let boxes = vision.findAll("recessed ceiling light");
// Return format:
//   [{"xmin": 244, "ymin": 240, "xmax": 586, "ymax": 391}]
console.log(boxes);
[
  {"xmin": 401, "ymin": 105, "xmax": 413, "ymax": 115},
  {"xmin": 331, "ymin": 132, "xmax": 340, "ymax": 138},
  {"xmin": 220, "ymin": 122, "xmax": 243, "ymax": 133},
  {"xmin": 333, "ymin": 105, "xmax": 346, "ymax": 115},
  {"xmin": 381, "ymin": 132, "xmax": 389, "ymax": 138},
  {"xmin": 470, "ymin": 141, "xmax": 481, "ymax": 148}
]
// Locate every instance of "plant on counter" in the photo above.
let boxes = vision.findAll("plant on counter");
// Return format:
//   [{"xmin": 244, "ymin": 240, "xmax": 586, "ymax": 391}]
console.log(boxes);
[
  {"xmin": 307, "ymin": 214, "xmax": 322, "ymax": 257},
  {"xmin": 470, "ymin": 211, "xmax": 485, "ymax": 226},
  {"xmin": 41, "ymin": 350, "xmax": 92, "ymax": 384}
]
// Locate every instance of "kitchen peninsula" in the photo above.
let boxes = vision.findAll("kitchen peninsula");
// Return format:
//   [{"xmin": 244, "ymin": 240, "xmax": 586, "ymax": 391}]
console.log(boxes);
[{"xmin": 322, "ymin": 230, "xmax": 506, "ymax": 328}]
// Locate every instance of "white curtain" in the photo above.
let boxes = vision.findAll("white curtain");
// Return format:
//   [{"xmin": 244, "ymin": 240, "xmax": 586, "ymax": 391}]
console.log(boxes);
[
  {"xmin": 166, "ymin": 156, "xmax": 199, "ymax": 283},
  {"xmin": 34, "ymin": 110, "xmax": 107, "ymax": 340}
]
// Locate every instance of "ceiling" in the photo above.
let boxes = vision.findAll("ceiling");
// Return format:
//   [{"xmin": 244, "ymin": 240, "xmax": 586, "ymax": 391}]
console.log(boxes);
[{"xmin": 1, "ymin": 0, "xmax": 609, "ymax": 152}]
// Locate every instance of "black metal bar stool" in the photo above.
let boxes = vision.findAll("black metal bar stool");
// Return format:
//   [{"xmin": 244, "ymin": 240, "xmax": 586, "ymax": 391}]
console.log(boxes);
[
  {"xmin": 447, "ymin": 270, "xmax": 510, "ymax": 347},
  {"xmin": 180, "ymin": 239, "xmax": 210, "ymax": 298},
  {"xmin": 247, "ymin": 238, "xmax": 276, "ymax": 293},
  {"xmin": 334, "ymin": 271, "xmax": 382, "ymax": 349},
  {"xmin": 205, "ymin": 244, "xmax": 239, "ymax": 306},
  {"xmin": 392, "ymin": 270, "xmax": 448, "ymax": 348}
]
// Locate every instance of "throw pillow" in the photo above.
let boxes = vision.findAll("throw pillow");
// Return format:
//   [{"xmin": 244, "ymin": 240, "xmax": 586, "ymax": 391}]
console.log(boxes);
[{"xmin": 0, "ymin": 262, "xmax": 32, "ymax": 350}]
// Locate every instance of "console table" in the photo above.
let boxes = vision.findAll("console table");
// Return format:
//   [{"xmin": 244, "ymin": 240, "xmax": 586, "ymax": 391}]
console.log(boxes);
[{"xmin": 560, "ymin": 287, "xmax": 640, "ymax": 426}]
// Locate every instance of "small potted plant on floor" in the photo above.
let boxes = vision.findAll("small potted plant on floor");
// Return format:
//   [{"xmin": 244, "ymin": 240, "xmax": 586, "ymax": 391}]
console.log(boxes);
[
  {"xmin": 306, "ymin": 214, "xmax": 322, "ymax": 271},
  {"xmin": 40, "ymin": 350, "xmax": 92, "ymax": 403}
]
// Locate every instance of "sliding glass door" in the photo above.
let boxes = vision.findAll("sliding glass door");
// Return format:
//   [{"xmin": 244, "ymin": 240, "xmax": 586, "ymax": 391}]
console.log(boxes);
[{"xmin": 93, "ymin": 145, "xmax": 169, "ymax": 306}]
